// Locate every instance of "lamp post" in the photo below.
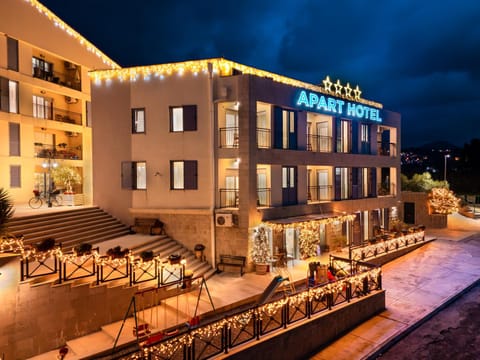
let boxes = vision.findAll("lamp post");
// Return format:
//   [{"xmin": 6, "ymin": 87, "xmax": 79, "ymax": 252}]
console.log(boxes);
[
  {"xmin": 444, "ymin": 154, "xmax": 450, "ymax": 182},
  {"xmin": 42, "ymin": 151, "xmax": 58, "ymax": 207}
]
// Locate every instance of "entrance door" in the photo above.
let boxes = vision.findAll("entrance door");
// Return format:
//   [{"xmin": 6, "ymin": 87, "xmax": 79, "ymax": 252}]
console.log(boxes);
[
  {"xmin": 404, "ymin": 202, "xmax": 415, "ymax": 224},
  {"xmin": 317, "ymin": 170, "xmax": 329, "ymax": 200},
  {"xmin": 282, "ymin": 166, "xmax": 297, "ymax": 206},
  {"xmin": 317, "ymin": 121, "xmax": 329, "ymax": 152},
  {"xmin": 225, "ymin": 110, "xmax": 238, "ymax": 147}
]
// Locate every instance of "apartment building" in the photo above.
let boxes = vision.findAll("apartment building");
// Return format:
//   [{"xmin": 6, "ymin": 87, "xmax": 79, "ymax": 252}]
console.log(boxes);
[
  {"xmin": 91, "ymin": 59, "xmax": 400, "ymax": 267},
  {"xmin": 0, "ymin": 0, "xmax": 118, "ymax": 205}
]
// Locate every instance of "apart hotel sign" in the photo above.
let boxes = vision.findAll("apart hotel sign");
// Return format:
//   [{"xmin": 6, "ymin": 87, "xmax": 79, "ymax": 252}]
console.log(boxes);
[
  {"xmin": 295, "ymin": 76, "xmax": 383, "ymax": 122},
  {"xmin": 296, "ymin": 90, "xmax": 382, "ymax": 122}
]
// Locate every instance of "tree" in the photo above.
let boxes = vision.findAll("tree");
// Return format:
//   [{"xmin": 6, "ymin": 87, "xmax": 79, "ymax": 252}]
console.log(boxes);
[
  {"xmin": 0, "ymin": 188, "xmax": 14, "ymax": 235},
  {"xmin": 250, "ymin": 226, "xmax": 270, "ymax": 264},
  {"xmin": 401, "ymin": 172, "xmax": 447, "ymax": 192},
  {"xmin": 51, "ymin": 165, "xmax": 81, "ymax": 193},
  {"xmin": 429, "ymin": 188, "xmax": 460, "ymax": 215}
]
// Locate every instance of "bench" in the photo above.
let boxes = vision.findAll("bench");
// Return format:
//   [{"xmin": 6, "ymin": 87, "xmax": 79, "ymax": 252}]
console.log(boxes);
[
  {"xmin": 216, "ymin": 255, "xmax": 246, "ymax": 276},
  {"xmin": 130, "ymin": 218, "xmax": 165, "ymax": 235}
]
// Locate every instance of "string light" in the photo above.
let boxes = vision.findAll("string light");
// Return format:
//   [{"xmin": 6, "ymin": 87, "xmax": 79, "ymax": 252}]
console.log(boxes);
[
  {"xmin": 89, "ymin": 58, "xmax": 383, "ymax": 109},
  {"xmin": 429, "ymin": 187, "xmax": 460, "ymax": 214},
  {"xmin": 23, "ymin": 0, "xmax": 119, "ymax": 69}
]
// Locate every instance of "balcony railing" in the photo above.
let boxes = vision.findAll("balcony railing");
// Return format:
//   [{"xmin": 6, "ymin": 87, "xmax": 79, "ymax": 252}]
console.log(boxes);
[
  {"xmin": 34, "ymin": 144, "xmax": 82, "ymax": 160},
  {"xmin": 33, "ymin": 66, "xmax": 81, "ymax": 91},
  {"xmin": 308, "ymin": 185, "xmax": 333, "ymax": 202},
  {"xmin": 219, "ymin": 127, "xmax": 239, "ymax": 148},
  {"xmin": 377, "ymin": 183, "xmax": 396, "ymax": 197},
  {"xmin": 307, "ymin": 134, "xmax": 332, "ymax": 152},
  {"xmin": 54, "ymin": 107, "xmax": 82, "ymax": 125},
  {"xmin": 377, "ymin": 142, "xmax": 397, "ymax": 157},
  {"xmin": 257, "ymin": 188, "xmax": 271, "ymax": 207},
  {"xmin": 257, "ymin": 128, "xmax": 271, "ymax": 149},
  {"xmin": 219, "ymin": 189, "xmax": 239, "ymax": 208}
]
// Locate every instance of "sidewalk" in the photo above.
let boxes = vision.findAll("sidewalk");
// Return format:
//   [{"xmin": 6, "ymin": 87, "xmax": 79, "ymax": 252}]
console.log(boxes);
[{"xmin": 310, "ymin": 224, "xmax": 480, "ymax": 359}]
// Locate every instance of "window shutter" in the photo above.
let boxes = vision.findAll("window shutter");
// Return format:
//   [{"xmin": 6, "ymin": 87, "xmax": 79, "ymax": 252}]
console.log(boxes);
[
  {"xmin": 351, "ymin": 122, "xmax": 359, "ymax": 154},
  {"xmin": 9, "ymin": 122, "xmax": 20, "ymax": 156},
  {"xmin": 0, "ymin": 77, "xmax": 9, "ymax": 112},
  {"xmin": 334, "ymin": 168, "xmax": 342, "ymax": 200},
  {"xmin": 273, "ymin": 106, "xmax": 283, "ymax": 149},
  {"xmin": 7, "ymin": 37, "xmax": 19, "ymax": 71},
  {"xmin": 10, "ymin": 165, "xmax": 21, "ymax": 187},
  {"xmin": 289, "ymin": 111, "xmax": 298, "ymax": 149},
  {"xmin": 184, "ymin": 160, "xmax": 198, "ymax": 189},
  {"xmin": 183, "ymin": 105, "xmax": 197, "ymax": 131},
  {"xmin": 121, "ymin": 161, "xmax": 134, "ymax": 189}
]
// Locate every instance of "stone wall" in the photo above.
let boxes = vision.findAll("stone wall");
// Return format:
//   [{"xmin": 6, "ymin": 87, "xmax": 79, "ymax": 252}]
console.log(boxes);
[{"xmin": 400, "ymin": 191, "xmax": 447, "ymax": 228}]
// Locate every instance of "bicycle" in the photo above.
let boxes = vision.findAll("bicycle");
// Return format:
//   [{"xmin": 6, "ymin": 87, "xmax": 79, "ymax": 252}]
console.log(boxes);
[{"xmin": 28, "ymin": 190, "xmax": 63, "ymax": 208}]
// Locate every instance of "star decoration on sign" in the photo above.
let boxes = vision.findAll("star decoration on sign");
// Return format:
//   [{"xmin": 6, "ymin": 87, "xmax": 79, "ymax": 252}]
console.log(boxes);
[
  {"xmin": 344, "ymin": 82, "xmax": 353, "ymax": 98},
  {"xmin": 334, "ymin": 79, "xmax": 343, "ymax": 95},
  {"xmin": 354, "ymin": 85, "xmax": 362, "ymax": 100},
  {"xmin": 322, "ymin": 76, "xmax": 333, "ymax": 93}
]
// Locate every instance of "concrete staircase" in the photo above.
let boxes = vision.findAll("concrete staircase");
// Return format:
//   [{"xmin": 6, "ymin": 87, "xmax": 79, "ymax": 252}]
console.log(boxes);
[{"xmin": 6, "ymin": 206, "xmax": 215, "ymax": 287}]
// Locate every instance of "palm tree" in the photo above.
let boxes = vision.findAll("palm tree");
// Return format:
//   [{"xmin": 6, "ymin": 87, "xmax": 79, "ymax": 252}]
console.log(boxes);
[{"xmin": 0, "ymin": 188, "xmax": 14, "ymax": 235}]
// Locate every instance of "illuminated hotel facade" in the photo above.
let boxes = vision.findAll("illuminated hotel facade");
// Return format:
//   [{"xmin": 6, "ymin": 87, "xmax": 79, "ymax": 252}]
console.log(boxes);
[
  {"xmin": 91, "ymin": 60, "xmax": 400, "ymax": 266},
  {"xmin": 0, "ymin": 0, "xmax": 118, "ymax": 206}
]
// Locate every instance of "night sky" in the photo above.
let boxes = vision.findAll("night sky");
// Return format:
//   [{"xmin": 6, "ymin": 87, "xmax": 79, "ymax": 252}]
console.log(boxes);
[{"xmin": 40, "ymin": 0, "xmax": 480, "ymax": 148}]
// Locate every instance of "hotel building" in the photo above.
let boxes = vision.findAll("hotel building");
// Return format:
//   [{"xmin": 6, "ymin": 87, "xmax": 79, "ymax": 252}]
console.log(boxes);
[
  {"xmin": 0, "ymin": 0, "xmax": 118, "ymax": 206},
  {"xmin": 91, "ymin": 59, "xmax": 400, "ymax": 267}
]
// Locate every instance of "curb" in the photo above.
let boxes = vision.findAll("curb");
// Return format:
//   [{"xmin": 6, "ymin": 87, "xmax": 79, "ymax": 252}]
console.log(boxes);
[{"xmin": 364, "ymin": 277, "xmax": 480, "ymax": 360}]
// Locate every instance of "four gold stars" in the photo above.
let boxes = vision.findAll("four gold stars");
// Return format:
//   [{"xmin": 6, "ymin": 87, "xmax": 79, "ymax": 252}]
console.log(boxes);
[{"xmin": 322, "ymin": 76, "xmax": 362, "ymax": 100}]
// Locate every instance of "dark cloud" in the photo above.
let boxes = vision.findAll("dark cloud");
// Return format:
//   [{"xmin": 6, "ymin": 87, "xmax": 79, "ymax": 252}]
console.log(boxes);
[{"xmin": 40, "ymin": 0, "xmax": 480, "ymax": 148}]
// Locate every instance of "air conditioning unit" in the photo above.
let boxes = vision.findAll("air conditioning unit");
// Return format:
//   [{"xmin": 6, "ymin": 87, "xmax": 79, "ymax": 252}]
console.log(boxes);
[
  {"xmin": 215, "ymin": 213, "xmax": 233, "ymax": 227},
  {"xmin": 65, "ymin": 96, "xmax": 78, "ymax": 104}
]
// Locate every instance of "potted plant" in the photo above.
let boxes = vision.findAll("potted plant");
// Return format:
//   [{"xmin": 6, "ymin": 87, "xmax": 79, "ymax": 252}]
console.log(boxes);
[
  {"xmin": 250, "ymin": 226, "xmax": 271, "ymax": 275},
  {"xmin": 74, "ymin": 243, "xmax": 92, "ymax": 256},
  {"xmin": 140, "ymin": 250, "xmax": 154, "ymax": 262},
  {"xmin": 168, "ymin": 253, "xmax": 181, "ymax": 265},
  {"xmin": 0, "ymin": 188, "xmax": 14, "ymax": 236},
  {"xmin": 51, "ymin": 165, "xmax": 81, "ymax": 194}
]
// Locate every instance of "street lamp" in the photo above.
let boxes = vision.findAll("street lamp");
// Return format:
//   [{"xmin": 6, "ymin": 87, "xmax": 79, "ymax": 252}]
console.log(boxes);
[
  {"xmin": 444, "ymin": 154, "xmax": 450, "ymax": 182},
  {"xmin": 42, "ymin": 151, "xmax": 58, "ymax": 207}
]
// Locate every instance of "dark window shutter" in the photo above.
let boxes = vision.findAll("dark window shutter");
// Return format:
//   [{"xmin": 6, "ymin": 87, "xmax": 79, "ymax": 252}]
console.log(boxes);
[
  {"xmin": 273, "ymin": 106, "xmax": 283, "ymax": 149},
  {"xmin": 289, "ymin": 111, "xmax": 298, "ymax": 149},
  {"xmin": 334, "ymin": 168, "xmax": 341, "ymax": 200},
  {"xmin": 370, "ymin": 167, "xmax": 377, "ymax": 197},
  {"xmin": 184, "ymin": 160, "xmax": 198, "ymax": 189},
  {"xmin": 169, "ymin": 107, "xmax": 174, "ymax": 132},
  {"xmin": 335, "ymin": 118, "xmax": 342, "ymax": 152},
  {"xmin": 351, "ymin": 167, "xmax": 359, "ymax": 199},
  {"xmin": 351, "ymin": 122, "xmax": 358, "ymax": 154},
  {"xmin": 0, "ymin": 77, "xmax": 9, "ymax": 112},
  {"xmin": 10, "ymin": 165, "xmax": 21, "ymax": 187},
  {"xmin": 7, "ymin": 37, "xmax": 19, "ymax": 71},
  {"xmin": 183, "ymin": 105, "xmax": 197, "ymax": 131},
  {"xmin": 9, "ymin": 122, "xmax": 20, "ymax": 156},
  {"xmin": 121, "ymin": 161, "xmax": 134, "ymax": 189}
]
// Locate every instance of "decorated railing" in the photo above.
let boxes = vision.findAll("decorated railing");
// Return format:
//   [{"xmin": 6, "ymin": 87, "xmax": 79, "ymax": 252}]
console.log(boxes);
[
  {"xmin": 126, "ymin": 258, "xmax": 381, "ymax": 360},
  {"xmin": 350, "ymin": 229, "xmax": 426, "ymax": 262}
]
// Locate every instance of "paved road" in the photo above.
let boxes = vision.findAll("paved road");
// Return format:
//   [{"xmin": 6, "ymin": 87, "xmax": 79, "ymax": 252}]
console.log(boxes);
[{"xmin": 375, "ymin": 283, "xmax": 480, "ymax": 360}]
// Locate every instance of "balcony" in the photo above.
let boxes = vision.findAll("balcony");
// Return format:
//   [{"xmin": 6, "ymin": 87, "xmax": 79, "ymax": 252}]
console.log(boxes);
[
  {"xmin": 257, "ymin": 188, "xmax": 271, "ymax": 207},
  {"xmin": 34, "ymin": 144, "xmax": 82, "ymax": 160},
  {"xmin": 219, "ymin": 189, "xmax": 238, "ymax": 208},
  {"xmin": 307, "ymin": 134, "xmax": 332, "ymax": 152},
  {"xmin": 377, "ymin": 142, "xmax": 397, "ymax": 157},
  {"xmin": 257, "ymin": 128, "xmax": 271, "ymax": 149},
  {"xmin": 219, "ymin": 127, "xmax": 239, "ymax": 148},
  {"xmin": 54, "ymin": 108, "xmax": 82, "ymax": 125},
  {"xmin": 308, "ymin": 185, "xmax": 333, "ymax": 202},
  {"xmin": 33, "ymin": 66, "xmax": 81, "ymax": 91}
]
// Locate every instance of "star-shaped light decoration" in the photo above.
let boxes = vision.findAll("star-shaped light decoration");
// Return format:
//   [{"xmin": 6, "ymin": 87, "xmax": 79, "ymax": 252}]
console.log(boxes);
[
  {"xmin": 322, "ymin": 76, "xmax": 333, "ymax": 93},
  {"xmin": 353, "ymin": 85, "xmax": 362, "ymax": 100},
  {"xmin": 344, "ymin": 82, "xmax": 353, "ymax": 98},
  {"xmin": 334, "ymin": 79, "xmax": 343, "ymax": 96}
]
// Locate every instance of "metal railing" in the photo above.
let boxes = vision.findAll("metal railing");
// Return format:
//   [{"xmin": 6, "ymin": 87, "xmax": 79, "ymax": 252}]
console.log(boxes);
[
  {"xmin": 219, "ymin": 189, "xmax": 239, "ymax": 208},
  {"xmin": 34, "ymin": 144, "xmax": 82, "ymax": 160},
  {"xmin": 257, "ymin": 188, "xmax": 271, "ymax": 207},
  {"xmin": 377, "ymin": 142, "xmax": 397, "ymax": 157},
  {"xmin": 350, "ymin": 230, "xmax": 426, "ymax": 261},
  {"xmin": 126, "ymin": 256, "xmax": 381, "ymax": 359},
  {"xmin": 257, "ymin": 128, "xmax": 271, "ymax": 149},
  {"xmin": 308, "ymin": 185, "xmax": 333, "ymax": 202},
  {"xmin": 219, "ymin": 127, "xmax": 239, "ymax": 148},
  {"xmin": 307, "ymin": 134, "xmax": 332, "ymax": 152},
  {"xmin": 33, "ymin": 66, "xmax": 82, "ymax": 91}
]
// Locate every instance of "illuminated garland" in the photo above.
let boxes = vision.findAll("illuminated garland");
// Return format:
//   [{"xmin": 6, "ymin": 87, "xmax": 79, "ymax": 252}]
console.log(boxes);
[
  {"xmin": 429, "ymin": 187, "xmax": 460, "ymax": 215},
  {"xmin": 0, "ymin": 235, "xmax": 25, "ymax": 253},
  {"xmin": 24, "ymin": 0, "xmax": 119, "ymax": 69},
  {"xmin": 133, "ymin": 266, "xmax": 381, "ymax": 359},
  {"xmin": 351, "ymin": 231, "xmax": 425, "ymax": 261},
  {"xmin": 89, "ymin": 58, "xmax": 382, "ymax": 109},
  {"xmin": 261, "ymin": 214, "xmax": 356, "ymax": 233}
]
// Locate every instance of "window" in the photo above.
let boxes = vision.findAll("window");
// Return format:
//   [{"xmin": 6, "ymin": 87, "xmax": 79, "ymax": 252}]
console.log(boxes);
[
  {"xmin": 7, "ymin": 37, "xmax": 19, "ymax": 71},
  {"xmin": 132, "ymin": 108, "xmax": 145, "ymax": 133},
  {"xmin": 274, "ymin": 107, "xmax": 297, "ymax": 149},
  {"xmin": 9, "ymin": 122, "xmax": 20, "ymax": 156},
  {"xmin": 335, "ymin": 167, "xmax": 351, "ymax": 200},
  {"xmin": 10, "ymin": 165, "xmax": 21, "ymax": 188},
  {"xmin": 336, "ymin": 119, "xmax": 351, "ymax": 153},
  {"xmin": 32, "ymin": 57, "xmax": 53, "ymax": 80},
  {"xmin": 170, "ymin": 105, "xmax": 197, "ymax": 132},
  {"xmin": 33, "ymin": 95, "xmax": 52, "ymax": 119},
  {"xmin": 360, "ymin": 124, "xmax": 370, "ymax": 154},
  {"xmin": 121, "ymin": 161, "xmax": 147, "ymax": 190},
  {"xmin": 0, "ymin": 78, "xmax": 18, "ymax": 113},
  {"xmin": 170, "ymin": 160, "xmax": 197, "ymax": 190}
]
